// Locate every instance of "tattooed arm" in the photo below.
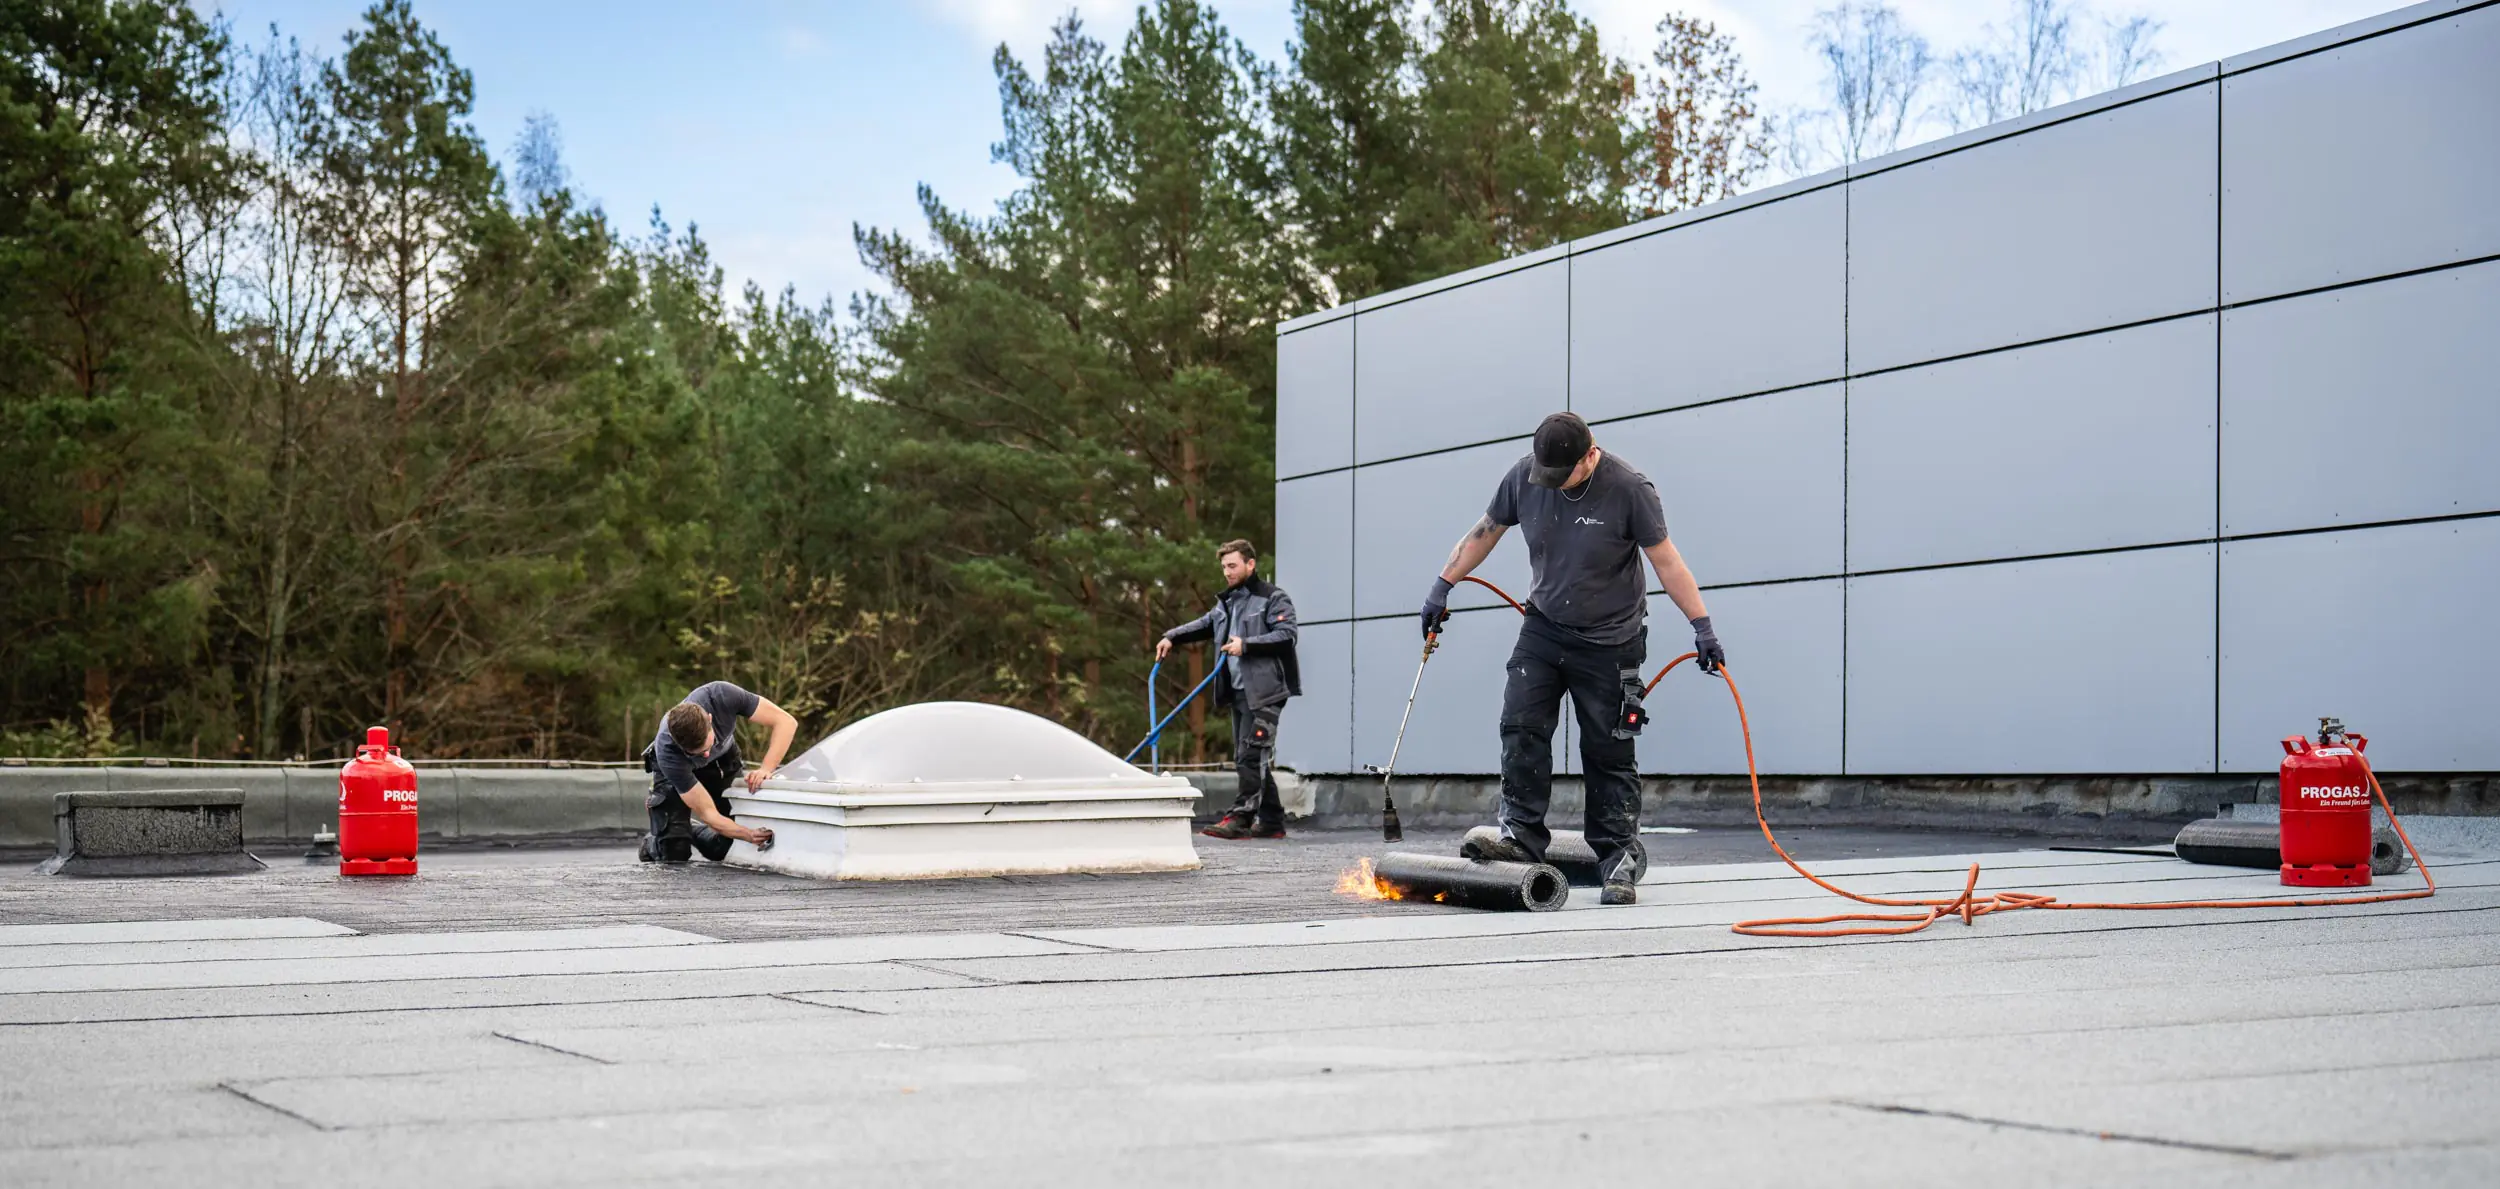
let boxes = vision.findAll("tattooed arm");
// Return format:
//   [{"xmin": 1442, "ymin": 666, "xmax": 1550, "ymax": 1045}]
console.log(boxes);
[{"xmin": 1439, "ymin": 515, "xmax": 1509, "ymax": 584}]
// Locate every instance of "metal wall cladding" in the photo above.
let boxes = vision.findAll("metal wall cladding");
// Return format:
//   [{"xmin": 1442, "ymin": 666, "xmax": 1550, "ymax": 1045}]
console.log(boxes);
[
  {"xmin": 2222, "ymin": 262, "xmax": 2500, "ymax": 536},
  {"xmin": 1275, "ymin": 620, "xmax": 1353, "ymax": 774},
  {"xmin": 1352, "ymin": 262, "xmax": 1567, "ymax": 463},
  {"xmin": 1845, "ymin": 545, "xmax": 2217, "ymax": 774},
  {"xmin": 1594, "ymin": 384, "xmax": 1844, "ymax": 586},
  {"xmin": 2221, "ymin": 6, "xmax": 2500, "ymax": 303},
  {"xmin": 1273, "ymin": 471, "xmax": 1353, "ymax": 623},
  {"xmin": 1638, "ymin": 583, "xmax": 1843, "ymax": 776},
  {"xmin": 1848, "ymin": 317, "xmax": 2218, "ymax": 572},
  {"xmin": 1352, "ymin": 610, "xmax": 1560, "ymax": 776},
  {"xmin": 2219, "ymin": 518, "xmax": 2500, "ymax": 773},
  {"xmin": 1569, "ymin": 187, "xmax": 1847, "ymax": 422},
  {"xmin": 1847, "ymin": 83, "xmax": 2218, "ymax": 374},
  {"xmin": 1275, "ymin": 317, "xmax": 1354, "ymax": 478},
  {"xmin": 1351, "ymin": 440, "xmax": 1536, "ymax": 619}
]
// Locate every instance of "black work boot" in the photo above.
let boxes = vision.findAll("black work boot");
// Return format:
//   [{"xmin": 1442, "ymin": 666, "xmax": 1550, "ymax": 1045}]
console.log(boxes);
[
  {"xmin": 637, "ymin": 833, "xmax": 657, "ymax": 863},
  {"xmin": 1468, "ymin": 832, "xmax": 1538, "ymax": 865},
  {"xmin": 1600, "ymin": 852, "xmax": 1639, "ymax": 905},
  {"xmin": 1249, "ymin": 820, "xmax": 1287, "ymax": 839},
  {"xmin": 1201, "ymin": 816, "xmax": 1254, "ymax": 840}
]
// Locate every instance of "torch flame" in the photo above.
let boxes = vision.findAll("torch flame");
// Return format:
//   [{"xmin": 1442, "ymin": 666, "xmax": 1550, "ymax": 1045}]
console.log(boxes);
[
  {"xmin": 1335, "ymin": 857, "xmax": 1401, "ymax": 900},
  {"xmin": 1332, "ymin": 858, "xmax": 1449, "ymax": 903}
]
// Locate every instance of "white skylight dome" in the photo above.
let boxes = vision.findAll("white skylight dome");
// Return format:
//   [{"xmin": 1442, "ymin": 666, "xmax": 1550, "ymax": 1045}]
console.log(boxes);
[{"xmin": 772, "ymin": 701, "xmax": 1158, "ymax": 789}]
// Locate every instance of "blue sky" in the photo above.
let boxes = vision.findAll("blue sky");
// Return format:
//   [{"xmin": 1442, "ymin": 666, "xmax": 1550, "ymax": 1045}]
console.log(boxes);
[{"xmin": 207, "ymin": 1, "xmax": 2406, "ymax": 311}]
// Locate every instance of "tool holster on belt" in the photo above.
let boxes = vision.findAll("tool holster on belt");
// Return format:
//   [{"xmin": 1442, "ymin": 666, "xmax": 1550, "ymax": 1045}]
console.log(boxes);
[{"xmin": 1613, "ymin": 664, "xmax": 1649, "ymax": 740}]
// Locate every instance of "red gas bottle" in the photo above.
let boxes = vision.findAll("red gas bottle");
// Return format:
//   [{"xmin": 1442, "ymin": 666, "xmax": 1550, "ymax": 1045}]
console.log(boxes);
[
  {"xmin": 2279, "ymin": 717, "xmax": 2372, "ymax": 888},
  {"xmin": 338, "ymin": 726, "xmax": 418, "ymax": 876}
]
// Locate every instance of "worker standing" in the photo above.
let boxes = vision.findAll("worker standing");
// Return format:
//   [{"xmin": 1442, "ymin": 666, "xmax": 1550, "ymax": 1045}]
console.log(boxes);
[
  {"xmin": 1158, "ymin": 539, "xmax": 1302, "ymax": 839},
  {"xmin": 1423, "ymin": 412, "xmax": 1723, "ymax": 905},
  {"xmin": 639, "ymin": 681, "xmax": 796, "ymax": 863}
]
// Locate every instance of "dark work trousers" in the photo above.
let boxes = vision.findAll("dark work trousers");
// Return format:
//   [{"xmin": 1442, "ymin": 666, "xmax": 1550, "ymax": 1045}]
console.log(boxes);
[
  {"xmin": 1224, "ymin": 700, "xmax": 1285, "ymax": 829},
  {"xmin": 645, "ymin": 745, "xmax": 744, "ymax": 862},
  {"xmin": 1498, "ymin": 612, "xmax": 1646, "ymax": 879}
]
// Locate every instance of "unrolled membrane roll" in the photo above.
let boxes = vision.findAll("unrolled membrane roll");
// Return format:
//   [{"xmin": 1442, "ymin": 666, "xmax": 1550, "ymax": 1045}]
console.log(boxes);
[
  {"xmin": 1372, "ymin": 852, "xmax": 1569, "ymax": 912},
  {"xmin": 1460, "ymin": 825, "xmax": 1647, "ymax": 887}
]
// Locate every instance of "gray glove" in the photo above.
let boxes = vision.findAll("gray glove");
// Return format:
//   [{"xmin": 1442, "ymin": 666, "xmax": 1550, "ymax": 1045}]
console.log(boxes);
[
  {"xmin": 1421, "ymin": 577, "xmax": 1454, "ymax": 638},
  {"xmin": 1691, "ymin": 615, "xmax": 1724, "ymax": 674}
]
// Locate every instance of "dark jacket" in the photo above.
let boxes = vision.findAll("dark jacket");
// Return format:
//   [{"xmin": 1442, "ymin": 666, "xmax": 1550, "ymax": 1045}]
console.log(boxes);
[{"xmin": 1165, "ymin": 576, "xmax": 1301, "ymax": 710}]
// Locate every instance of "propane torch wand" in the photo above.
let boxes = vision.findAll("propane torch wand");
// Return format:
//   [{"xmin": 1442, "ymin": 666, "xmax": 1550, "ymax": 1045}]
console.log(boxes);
[{"xmin": 1365, "ymin": 632, "xmax": 1439, "ymax": 843}]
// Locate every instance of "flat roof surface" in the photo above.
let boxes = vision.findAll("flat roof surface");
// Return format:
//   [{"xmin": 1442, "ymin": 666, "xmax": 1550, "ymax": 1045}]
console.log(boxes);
[{"xmin": 2, "ymin": 826, "xmax": 2493, "ymax": 1185}]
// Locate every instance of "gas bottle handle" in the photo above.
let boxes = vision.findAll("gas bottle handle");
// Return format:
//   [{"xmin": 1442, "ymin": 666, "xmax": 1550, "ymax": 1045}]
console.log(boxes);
[
  {"xmin": 2346, "ymin": 733, "xmax": 2367, "ymax": 755},
  {"xmin": 2280, "ymin": 735, "xmax": 2308, "ymax": 756}
]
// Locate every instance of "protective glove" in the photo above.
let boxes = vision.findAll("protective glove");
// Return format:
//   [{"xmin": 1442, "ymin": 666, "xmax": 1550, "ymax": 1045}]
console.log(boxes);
[
  {"xmin": 1421, "ymin": 576, "xmax": 1454, "ymax": 638},
  {"xmin": 1690, "ymin": 615, "xmax": 1724, "ymax": 674}
]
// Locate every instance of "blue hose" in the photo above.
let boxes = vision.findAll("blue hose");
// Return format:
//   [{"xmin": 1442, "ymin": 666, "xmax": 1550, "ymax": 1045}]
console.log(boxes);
[{"xmin": 1124, "ymin": 657, "xmax": 1223, "ymax": 766}]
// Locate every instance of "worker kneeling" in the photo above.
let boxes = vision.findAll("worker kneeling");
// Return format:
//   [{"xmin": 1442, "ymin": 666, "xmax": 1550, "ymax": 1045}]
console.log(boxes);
[
  {"xmin": 1424, "ymin": 413, "xmax": 1724, "ymax": 905},
  {"xmin": 640, "ymin": 681, "xmax": 796, "ymax": 863}
]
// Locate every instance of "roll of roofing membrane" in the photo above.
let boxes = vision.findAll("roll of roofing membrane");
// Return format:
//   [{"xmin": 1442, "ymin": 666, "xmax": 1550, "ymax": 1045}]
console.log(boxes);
[
  {"xmin": 2172, "ymin": 818, "xmax": 2278, "ymax": 869},
  {"xmin": 1460, "ymin": 826, "xmax": 1646, "ymax": 887},
  {"xmin": 1373, "ymin": 852, "xmax": 1570, "ymax": 912}
]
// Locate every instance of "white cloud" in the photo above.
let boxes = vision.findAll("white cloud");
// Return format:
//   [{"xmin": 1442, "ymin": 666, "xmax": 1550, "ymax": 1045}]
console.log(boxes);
[
  {"xmin": 1574, "ymin": 0, "xmax": 2406, "ymax": 148},
  {"xmin": 778, "ymin": 25, "xmax": 827, "ymax": 58},
  {"xmin": 920, "ymin": 0, "xmax": 1137, "ymax": 66}
]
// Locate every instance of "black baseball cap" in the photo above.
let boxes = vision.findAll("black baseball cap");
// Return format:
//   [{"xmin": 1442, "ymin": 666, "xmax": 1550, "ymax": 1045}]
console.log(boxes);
[{"xmin": 1526, "ymin": 412, "xmax": 1593, "ymax": 488}]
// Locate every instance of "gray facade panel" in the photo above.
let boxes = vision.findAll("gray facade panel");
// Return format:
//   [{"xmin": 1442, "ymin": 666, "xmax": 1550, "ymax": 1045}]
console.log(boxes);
[
  {"xmin": 1275, "ymin": 621, "xmax": 1352, "ymax": 774},
  {"xmin": 1848, "ymin": 83, "xmax": 2218, "ymax": 373},
  {"xmin": 1849, "ymin": 317, "xmax": 2219, "ymax": 572},
  {"xmin": 1595, "ymin": 384, "xmax": 1845, "ymax": 586},
  {"xmin": 1275, "ymin": 318, "xmax": 1353, "ymax": 478},
  {"xmin": 1273, "ymin": 471, "xmax": 1353, "ymax": 624},
  {"xmin": 1351, "ymin": 440, "xmax": 1536, "ymax": 619},
  {"xmin": 1569, "ymin": 188, "xmax": 1846, "ymax": 421},
  {"xmin": 2219, "ymin": 518, "xmax": 2500, "ymax": 773},
  {"xmin": 1353, "ymin": 262, "xmax": 1567, "ymax": 463},
  {"xmin": 1640, "ymin": 582, "xmax": 1843, "ymax": 776},
  {"xmin": 1846, "ymin": 546, "xmax": 2217, "ymax": 774},
  {"xmin": 2221, "ymin": 6, "xmax": 2500, "ymax": 303},
  {"xmin": 1352, "ymin": 610, "xmax": 1552, "ymax": 776},
  {"xmin": 2222, "ymin": 261, "xmax": 2500, "ymax": 535}
]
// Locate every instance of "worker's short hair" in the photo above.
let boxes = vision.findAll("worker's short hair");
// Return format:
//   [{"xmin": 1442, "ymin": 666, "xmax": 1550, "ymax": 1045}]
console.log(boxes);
[
  {"xmin": 1218, "ymin": 538, "xmax": 1257, "ymax": 564},
  {"xmin": 665, "ymin": 703, "xmax": 710, "ymax": 753}
]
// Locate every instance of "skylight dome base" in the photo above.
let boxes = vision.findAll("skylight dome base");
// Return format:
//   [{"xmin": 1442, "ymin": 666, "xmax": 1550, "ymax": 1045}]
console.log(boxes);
[{"xmin": 721, "ymin": 701, "xmax": 1202, "ymax": 881}]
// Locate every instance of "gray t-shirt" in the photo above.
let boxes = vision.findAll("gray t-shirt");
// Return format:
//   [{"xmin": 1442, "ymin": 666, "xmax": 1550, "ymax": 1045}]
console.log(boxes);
[
  {"xmin": 651, "ymin": 680, "xmax": 759, "ymax": 797},
  {"xmin": 1486, "ymin": 451, "xmax": 1669, "ymax": 646}
]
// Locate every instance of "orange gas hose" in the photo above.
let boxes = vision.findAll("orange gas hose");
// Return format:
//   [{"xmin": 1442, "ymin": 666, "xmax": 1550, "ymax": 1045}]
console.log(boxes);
[{"xmin": 1453, "ymin": 576, "xmax": 2436, "ymax": 937}]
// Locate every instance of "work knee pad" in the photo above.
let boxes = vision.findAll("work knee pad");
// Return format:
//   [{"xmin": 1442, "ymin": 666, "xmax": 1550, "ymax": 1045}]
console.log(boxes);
[{"xmin": 656, "ymin": 827, "xmax": 694, "ymax": 863}]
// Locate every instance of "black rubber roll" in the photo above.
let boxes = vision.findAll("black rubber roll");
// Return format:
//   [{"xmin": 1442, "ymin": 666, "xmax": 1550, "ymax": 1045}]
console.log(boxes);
[
  {"xmin": 1373, "ymin": 852, "xmax": 1570, "ymax": 912},
  {"xmin": 2172, "ymin": 818, "xmax": 2278, "ymax": 869},
  {"xmin": 1459, "ymin": 826, "xmax": 1647, "ymax": 887},
  {"xmin": 2173, "ymin": 817, "xmax": 2412, "ymax": 877}
]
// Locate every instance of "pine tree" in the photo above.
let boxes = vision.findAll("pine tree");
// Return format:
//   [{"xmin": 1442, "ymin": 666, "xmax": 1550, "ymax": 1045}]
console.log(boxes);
[
  {"xmin": 859, "ymin": 1, "xmax": 1296, "ymax": 752},
  {"xmin": 1274, "ymin": 0, "xmax": 1640, "ymax": 303},
  {"xmin": 0, "ymin": 0, "xmax": 233, "ymax": 751}
]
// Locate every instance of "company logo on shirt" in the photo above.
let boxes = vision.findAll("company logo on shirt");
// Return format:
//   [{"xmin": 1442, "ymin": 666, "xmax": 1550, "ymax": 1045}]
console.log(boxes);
[{"xmin": 1573, "ymin": 516, "xmax": 1606, "ymax": 526}]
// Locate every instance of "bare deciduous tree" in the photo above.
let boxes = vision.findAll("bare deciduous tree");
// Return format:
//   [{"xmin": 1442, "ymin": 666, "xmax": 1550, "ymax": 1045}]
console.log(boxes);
[
  {"xmin": 1636, "ymin": 14, "xmax": 1772, "ymax": 216},
  {"xmin": 1940, "ymin": 1, "xmax": 2167, "ymax": 133},
  {"xmin": 1798, "ymin": 1, "xmax": 1931, "ymax": 167},
  {"xmin": 2092, "ymin": 13, "xmax": 2165, "ymax": 93}
]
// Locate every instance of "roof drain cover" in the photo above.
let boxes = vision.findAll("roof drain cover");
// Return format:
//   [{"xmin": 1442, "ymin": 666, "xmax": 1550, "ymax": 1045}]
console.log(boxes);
[{"xmin": 722, "ymin": 701, "xmax": 1203, "ymax": 881}]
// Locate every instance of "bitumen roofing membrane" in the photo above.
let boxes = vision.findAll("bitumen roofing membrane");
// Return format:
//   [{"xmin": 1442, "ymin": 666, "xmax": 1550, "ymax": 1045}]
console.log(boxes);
[{"xmin": 3, "ymin": 822, "xmax": 2494, "ymax": 1186}]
